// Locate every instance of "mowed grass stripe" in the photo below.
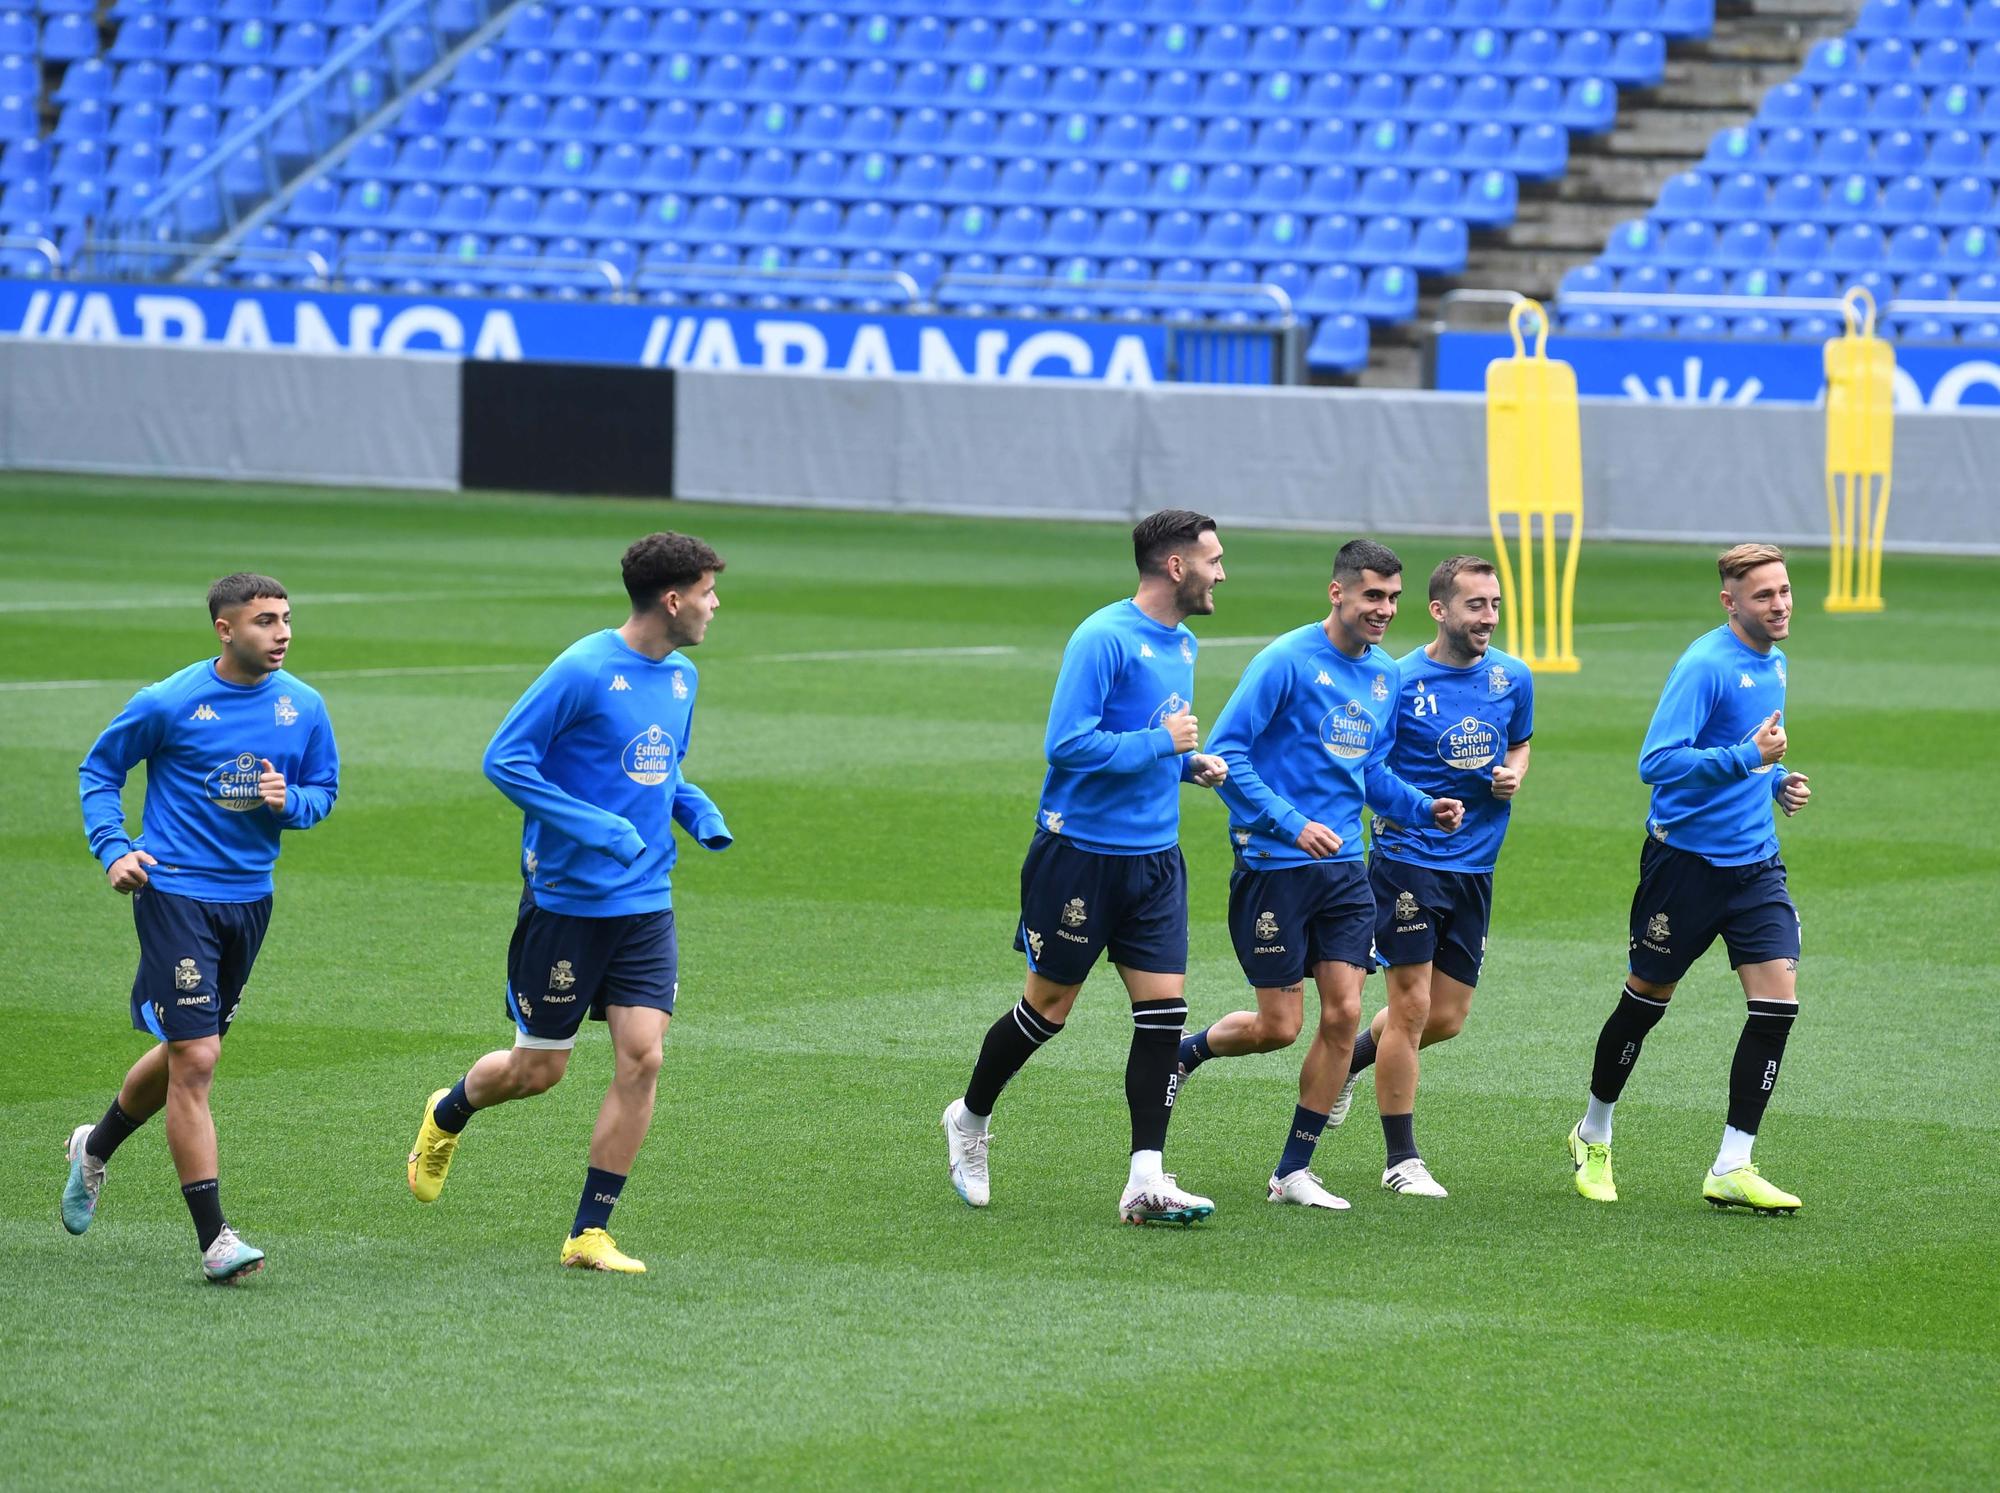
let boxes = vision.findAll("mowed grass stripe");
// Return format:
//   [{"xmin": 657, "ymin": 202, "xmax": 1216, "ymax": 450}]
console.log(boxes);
[{"xmin": 0, "ymin": 474, "xmax": 1993, "ymax": 1488}]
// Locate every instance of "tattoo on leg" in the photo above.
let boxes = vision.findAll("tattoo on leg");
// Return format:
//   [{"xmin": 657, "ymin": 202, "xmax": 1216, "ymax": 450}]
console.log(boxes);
[{"xmin": 1784, "ymin": 959, "xmax": 1798, "ymax": 972}]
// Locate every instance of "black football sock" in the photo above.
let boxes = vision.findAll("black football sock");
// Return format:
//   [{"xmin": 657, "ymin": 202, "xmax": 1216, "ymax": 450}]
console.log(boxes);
[
  {"xmin": 433, "ymin": 1076, "xmax": 478, "ymax": 1135},
  {"xmin": 87, "ymin": 1099, "xmax": 144, "ymax": 1162},
  {"xmin": 1349, "ymin": 1026, "xmax": 1379, "ymax": 1076},
  {"xmin": 1126, "ymin": 998, "xmax": 1188, "ymax": 1154},
  {"xmin": 1726, "ymin": 998, "xmax": 1798, "ymax": 1136},
  {"xmin": 571, "ymin": 1166, "xmax": 626, "ymax": 1238},
  {"xmin": 1381, "ymin": 1112, "xmax": 1419, "ymax": 1167},
  {"xmin": 182, "ymin": 1179, "xmax": 224, "ymax": 1251},
  {"xmin": 964, "ymin": 998, "xmax": 1063, "ymax": 1117},
  {"xmin": 1589, "ymin": 984, "xmax": 1670, "ymax": 1106}
]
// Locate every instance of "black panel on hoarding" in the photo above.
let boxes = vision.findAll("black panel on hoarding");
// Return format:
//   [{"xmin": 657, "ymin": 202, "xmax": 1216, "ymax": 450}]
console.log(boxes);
[{"xmin": 460, "ymin": 360, "xmax": 674, "ymax": 497}]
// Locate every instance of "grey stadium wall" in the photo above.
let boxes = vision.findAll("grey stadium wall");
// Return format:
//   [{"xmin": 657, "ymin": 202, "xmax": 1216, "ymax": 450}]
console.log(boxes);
[{"xmin": 1, "ymin": 339, "xmax": 1995, "ymax": 557}]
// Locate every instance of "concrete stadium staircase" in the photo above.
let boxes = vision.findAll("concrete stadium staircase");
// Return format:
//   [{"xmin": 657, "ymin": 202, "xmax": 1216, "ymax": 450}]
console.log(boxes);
[{"xmin": 1357, "ymin": 0, "xmax": 1860, "ymax": 386}]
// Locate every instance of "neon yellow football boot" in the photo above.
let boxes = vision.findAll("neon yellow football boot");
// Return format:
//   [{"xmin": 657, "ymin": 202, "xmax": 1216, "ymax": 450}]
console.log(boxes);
[
  {"xmin": 406, "ymin": 1088, "xmax": 461, "ymax": 1204},
  {"xmin": 1568, "ymin": 1123, "xmax": 1617, "ymax": 1203},
  {"xmin": 1702, "ymin": 1164, "xmax": 1800, "ymax": 1215},
  {"xmin": 561, "ymin": 1227, "xmax": 646, "ymax": 1274}
]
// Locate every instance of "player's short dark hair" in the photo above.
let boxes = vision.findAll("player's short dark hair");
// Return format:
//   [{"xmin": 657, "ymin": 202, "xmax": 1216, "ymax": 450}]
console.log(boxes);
[
  {"xmin": 1718, "ymin": 542, "xmax": 1785, "ymax": 582},
  {"xmin": 1131, "ymin": 508, "xmax": 1216, "ymax": 577},
  {"xmin": 1333, "ymin": 539, "xmax": 1402, "ymax": 585},
  {"xmin": 623, "ymin": 531, "xmax": 725, "ymax": 609},
  {"xmin": 1429, "ymin": 554, "xmax": 1497, "ymax": 605},
  {"xmin": 207, "ymin": 573, "xmax": 287, "ymax": 620}
]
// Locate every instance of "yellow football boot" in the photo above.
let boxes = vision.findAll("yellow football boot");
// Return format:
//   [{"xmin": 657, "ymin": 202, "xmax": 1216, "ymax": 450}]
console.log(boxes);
[
  {"xmin": 1703, "ymin": 1165, "xmax": 1801, "ymax": 1215},
  {"xmin": 561, "ymin": 1227, "xmax": 646, "ymax": 1274},
  {"xmin": 406, "ymin": 1088, "xmax": 462, "ymax": 1204},
  {"xmin": 1568, "ymin": 1123, "xmax": 1617, "ymax": 1203}
]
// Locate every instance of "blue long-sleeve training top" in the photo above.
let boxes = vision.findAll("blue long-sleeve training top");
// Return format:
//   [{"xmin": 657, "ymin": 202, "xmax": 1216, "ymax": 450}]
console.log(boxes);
[
  {"xmin": 1639, "ymin": 624, "xmax": 1793, "ymax": 866},
  {"xmin": 1035, "ymin": 598, "xmax": 1202, "ymax": 855},
  {"xmin": 79, "ymin": 659, "xmax": 339, "ymax": 900},
  {"xmin": 1209, "ymin": 622, "xmax": 1433, "ymax": 869},
  {"xmin": 484, "ymin": 629, "xmax": 730, "ymax": 918},
  {"xmin": 1370, "ymin": 645, "xmax": 1535, "ymax": 874}
]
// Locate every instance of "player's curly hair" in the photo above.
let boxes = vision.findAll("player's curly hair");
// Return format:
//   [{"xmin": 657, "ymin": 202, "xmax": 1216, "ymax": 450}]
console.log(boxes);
[
  {"xmin": 207, "ymin": 573, "xmax": 287, "ymax": 621},
  {"xmin": 1718, "ymin": 543, "xmax": 1786, "ymax": 581},
  {"xmin": 623, "ymin": 532, "xmax": 725, "ymax": 609}
]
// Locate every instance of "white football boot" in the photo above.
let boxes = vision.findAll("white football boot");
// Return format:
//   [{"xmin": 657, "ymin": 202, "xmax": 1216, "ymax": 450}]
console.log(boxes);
[
  {"xmin": 1118, "ymin": 1174, "xmax": 1214, "ymax": 1226},
  {"xmin": 940, "ymin": 1099, "xmax": 991, "ymax": 1208},
  {"xmin": 1382, "ymin": 1157, "xmax": 1449, "ymax": 1198},
  {"xmin": 1267, "ymin": 1168, "xmax": 1351, "ymax": 1210}
]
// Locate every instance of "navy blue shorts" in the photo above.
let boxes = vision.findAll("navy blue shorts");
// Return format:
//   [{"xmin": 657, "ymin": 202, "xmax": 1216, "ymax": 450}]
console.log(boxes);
[
  {"xmin": 1627, "ymin": 838, "xmax": 1800, "ymax": 985},
  {"xmin": 1014, "ymin": 830, "xmax": 1188, "ymax": 986},
  {"xmin": 130, "ymin": 888, "xmax": 272, "ymax": 1043},
  {"xmin": 1228, "ymin": 859, "xmax": 1375, "ymax": 989},
  {"xmin": 1368, "ymin": 856, "xmax": 1494, "ymax": 988},
  {"xmin": 504, "ymin": 890, "xmax": 678, "ymax": 1049}
]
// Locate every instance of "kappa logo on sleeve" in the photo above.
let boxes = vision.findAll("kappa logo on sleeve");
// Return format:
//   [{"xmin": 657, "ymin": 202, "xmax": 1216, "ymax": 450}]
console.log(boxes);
[{"xmin": 189, "ymin": 704, "xmax": 220, "ymax": 722}]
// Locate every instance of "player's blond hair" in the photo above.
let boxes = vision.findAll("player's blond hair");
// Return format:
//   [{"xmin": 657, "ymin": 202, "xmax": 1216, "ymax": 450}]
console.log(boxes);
[{"xmin": 1717, "ymin": 543, "xmax": 1786, "ymax": 582}]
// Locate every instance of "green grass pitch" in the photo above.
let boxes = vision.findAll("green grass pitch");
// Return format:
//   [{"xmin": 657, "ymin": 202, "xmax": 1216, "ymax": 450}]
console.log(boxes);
[{"xmin": 1, "ymin": 473, "xmax": 1994, "ymax": 1488}]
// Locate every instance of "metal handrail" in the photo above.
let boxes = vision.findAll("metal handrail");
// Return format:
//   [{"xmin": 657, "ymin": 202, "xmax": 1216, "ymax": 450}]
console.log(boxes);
[
  {"xmin": 336, "ymin": 248, "xmax": 625, "ymax": 292},
  {"xmin": 77, "ymin": 236, "xmax": 331, "ymax": 282},
  {"xmin": 120, "ymin": 0, "xmax": 459, "ymax": 241},
  {"xmin": 632, "ymin": 260, "xmax": 920, "ymax": 302},
  {"xmin": 1562, "ymin": 290, "xmax": 2000, "ymax": 323},
  {"xmin": 0, "ymin": 234, "xmax": 63, "ymax": 275},
  {"xmin": 936, "ymin": 271, "xmax": 1297, "ymax": 322}
]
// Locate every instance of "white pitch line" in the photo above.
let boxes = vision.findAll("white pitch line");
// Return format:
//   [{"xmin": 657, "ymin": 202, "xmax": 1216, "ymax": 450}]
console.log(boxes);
[{"xmin": 0, "ymin": 645, "xmax": 1024, "ymax": 693}]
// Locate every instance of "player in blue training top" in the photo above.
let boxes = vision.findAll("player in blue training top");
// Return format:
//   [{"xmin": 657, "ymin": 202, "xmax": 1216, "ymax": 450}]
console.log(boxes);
[
  {"xmin": 1568, "ymin": 543, "xmax": 1813, "ymax": 1215},
  {"xmin": 65, "ymin": 573, "xmax": 340, "ymax": 1284},
  {"xmin": 1178, "ymin": 540, "xmax": 1464, "ymax": 1212},
  {"xmin": 941, "ymin": 510, "xmax": 1231, "ymax": 1226},
  {"xmin": 1331, "ymin": 555, "xmax": 1535, "ymax": 1199},
  {"xmin": 406, "ymin": 533, "xmax": 732, "ymax": 1274}
]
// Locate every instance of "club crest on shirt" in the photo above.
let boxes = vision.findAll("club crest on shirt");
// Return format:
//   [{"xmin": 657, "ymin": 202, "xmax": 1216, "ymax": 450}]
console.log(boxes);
[
  {"xmin": 1371, "ymin": 673, "xmax": 1389, "ymax": 701},
  {"xmin": 1488, "ymin": 665, "xmax": 1511, "ymax": 696},
  {"xmin": 275, "ymin": 694, "xmax": 298, "ymax": 726},
  {"xmin": 1180, "ymin": 638, "xmax": 1193, "ymax": 665},
  {"xmin": 1254, "ymin": 910, "xmax": 1278, "ymax": 940},
  {"xmin": 1775, "ymin": 659, "xmax": 1786, "ymax": 686},
  {"xmin": 549, "ymin": 960, "xmax": 576, "ymax": 992},
  {"xmin": 1062, "ymin": 898, "xmax": 1087, "ymax": 928},
  {"xmin": 1318, "ymin": 701, "xmax": 1377, "ymax": 760},
  {"xmin": 621, "ymin": 724, "xmax": 677, "ymax": 785},
  {"xmin": 672, "ymin": 670, "xmax": 688, "ymax": 700},
  {"xmin": 1043, "ymin": 810, "xmax": 1064, "ymax": 834},
  {"xmin": 205, "ymin": 752, "xmax": 264, "ymax": 812},
  {"xmin": 174, "ymin": 958, "xmax": 200, "ymax": 991}
]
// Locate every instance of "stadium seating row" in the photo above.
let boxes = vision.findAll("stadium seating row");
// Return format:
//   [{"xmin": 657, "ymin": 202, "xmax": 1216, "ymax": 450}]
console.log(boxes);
[
  {"xmin": 1704, "ymin": 122, "xmax": 2000, "ymax": 175},
  {"xmin": 1600, "ymin": 215, "xmax": 1996, "ymax": 270},
  {"xmin": 1654, "ymin": 167, "xmax": 2000, "ymax": 226},
  {"xmin": 1757, "ymin": 78, "xmax": 2000, "ymax": 132},
  {"xmin": 1565, "ymin": 258, "xmax": 2000, "ymax": 297}
]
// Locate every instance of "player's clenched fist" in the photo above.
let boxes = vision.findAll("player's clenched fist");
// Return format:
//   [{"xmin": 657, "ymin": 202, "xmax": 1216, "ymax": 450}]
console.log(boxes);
[
  {"xmin": 258, "ymin": 758, "xmax": 287, "ymax": 812},
  {"xmin": 1295, "ymin": 821, "xmax": 1343, "ymax": 858},
  {"xmin": 1431, "ymin": 797, "xmax": 1466, "ymax": 832},
  {"xmin": 1753, "ymin": 710, "xmax": 1787, "ymax": 766},
  {"xmin": 106, "ymin": 849, "xmax": 157, "ymax": 894},
  {"xmin": 1164, "ymin": 705, "xmax": 1201, "ymax": 754}
]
